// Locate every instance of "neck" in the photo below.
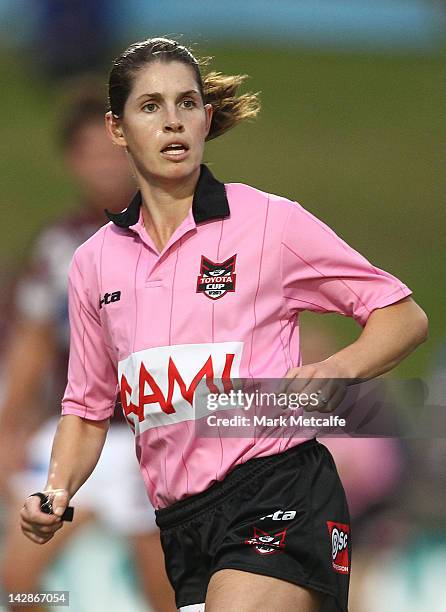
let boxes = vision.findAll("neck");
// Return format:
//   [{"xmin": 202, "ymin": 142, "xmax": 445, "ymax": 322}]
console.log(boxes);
[{"xmin": 137, "ymin": 166, "xmax": 201, "ymax": 248}]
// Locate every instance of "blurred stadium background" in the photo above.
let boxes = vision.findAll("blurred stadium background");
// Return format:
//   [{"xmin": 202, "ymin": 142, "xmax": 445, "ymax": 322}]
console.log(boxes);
[{"xmin": 0, "ymin": 1, "xmax": 445, "ymax": 611}]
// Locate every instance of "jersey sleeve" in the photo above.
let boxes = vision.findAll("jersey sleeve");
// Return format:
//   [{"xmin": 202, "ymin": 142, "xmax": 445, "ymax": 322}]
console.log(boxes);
[
  {"xmin": 280, "ymin": 202, "xmax": 413, "ymax": 326},
  {"xmin": 61, "ymin": 252, "xmax": 118, "ymax": 420}
]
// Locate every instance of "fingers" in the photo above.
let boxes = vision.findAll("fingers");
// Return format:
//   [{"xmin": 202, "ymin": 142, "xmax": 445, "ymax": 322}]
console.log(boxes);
[
  {"xmin": 279, "ymin": 367, "xmax": 315, "ymax": 396},
  {"xmin": 49, "ymin": 489, "xmax": 70, "ymax": 517},
  {"xmin": 22, "ymin": 495, "xmax": 62, "ymax": 524},
  {"xmin": 20, "ymin": 493, "xmax": 65, "ymax": 544},
  {"xmin": 22, "ymin": 528, "xmax": 57, "ymax": 545},
  {"xmin": 21, "ymin": 522, "xmax": 62, "ymax": 544},
  {"xmin": 305, "ymin": 381, "xmax": 347, "ymax": 413},
  {"xmin": 21, "ymin": 516, "xmax": 62, "ymax": 544},
  {"xmin": 282, "ymin": 368, "xmax": 347, "ymax": 413},
  {"xmin": 312, "ymin": 383, "xmax": 347, "ymax": 413}
]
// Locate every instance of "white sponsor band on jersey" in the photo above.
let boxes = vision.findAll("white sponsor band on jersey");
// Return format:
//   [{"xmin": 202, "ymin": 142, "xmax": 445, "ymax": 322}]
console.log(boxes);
[{"xmin": 118, "ymin": 341, "xmax": 244, "ymax": 435}]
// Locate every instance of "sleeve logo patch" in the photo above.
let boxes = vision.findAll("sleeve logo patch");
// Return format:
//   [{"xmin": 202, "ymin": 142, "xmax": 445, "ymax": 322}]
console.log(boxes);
[
  {"xmin": 326, "ymin": 521, "xmax": 350, "ymax": 574},
  {"xmin": 196, "ymin": 255, "xmax": 236, "ymax": 300}
]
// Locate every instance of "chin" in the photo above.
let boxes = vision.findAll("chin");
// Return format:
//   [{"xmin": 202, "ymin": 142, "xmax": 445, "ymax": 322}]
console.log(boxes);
[{"xmin": 162, "ymin": 159, "xmax": 200, "ymax": 179}]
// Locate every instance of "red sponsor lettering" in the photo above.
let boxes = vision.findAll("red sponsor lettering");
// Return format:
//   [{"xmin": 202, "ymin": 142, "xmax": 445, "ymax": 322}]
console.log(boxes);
[
  {"xmin": 139, "ymin": 362, "xmax": 173, "ymax": 413},
  {"xmin": 120, "ymin": 373, "xmax": 141, "ymax": 428},
  {"xmin": 120, "ymin": 354, "xmax": 236, "ymax": 423}
]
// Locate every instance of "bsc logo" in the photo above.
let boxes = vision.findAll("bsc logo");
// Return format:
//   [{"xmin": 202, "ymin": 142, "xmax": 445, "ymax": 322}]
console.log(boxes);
[{"xmin": 326, "ymin": 521, "xmax": 350, "ymax": 574}]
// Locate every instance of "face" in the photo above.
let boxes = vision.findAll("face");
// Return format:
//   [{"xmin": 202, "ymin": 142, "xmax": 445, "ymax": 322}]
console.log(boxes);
[
  {"xmin": 106, "ymin": 60, "xmax": 213, "ymax": 184},
  {"xmin": 65, "ymin": 121, "xmax": 133, "ymax": 205}
]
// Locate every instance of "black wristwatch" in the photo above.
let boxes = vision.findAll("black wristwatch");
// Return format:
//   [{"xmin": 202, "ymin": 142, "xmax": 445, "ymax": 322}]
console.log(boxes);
[{"xmin": 29, "ymin": 492, "xmax": 74, "ymax": 522}]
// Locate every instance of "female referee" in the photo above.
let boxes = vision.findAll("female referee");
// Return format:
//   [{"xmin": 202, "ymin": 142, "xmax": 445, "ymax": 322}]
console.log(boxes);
[{"xmin": 20, "ymin": 37, "xmax": 428, "ymax": 612}]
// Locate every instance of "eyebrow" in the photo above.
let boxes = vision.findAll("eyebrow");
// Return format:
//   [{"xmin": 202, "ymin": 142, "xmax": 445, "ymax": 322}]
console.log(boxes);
[{"xmin": 136, "ymin": 89, "xmax": 200, "ymax": 102}]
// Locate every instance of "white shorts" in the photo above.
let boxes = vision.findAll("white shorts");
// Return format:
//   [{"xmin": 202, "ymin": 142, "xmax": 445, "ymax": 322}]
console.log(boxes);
[{"xmin": 11, "ymin": 417, "xmax": 157, "ymax": 536}]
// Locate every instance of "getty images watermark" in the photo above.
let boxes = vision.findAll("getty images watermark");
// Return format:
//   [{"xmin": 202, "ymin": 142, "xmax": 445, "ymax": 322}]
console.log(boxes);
[
  {"xmin": 192, "ymin": 377, "xmax": 446, "ymax": 438},
  {"xmin": 206, "ymin": 388, "xmax": 346, "ymax": 429}
]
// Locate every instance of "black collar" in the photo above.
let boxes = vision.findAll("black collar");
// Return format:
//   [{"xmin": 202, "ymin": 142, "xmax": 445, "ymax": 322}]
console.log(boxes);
[{"xmin": 105, "ymin": 164, "xmax": 230, "ymax": 228}]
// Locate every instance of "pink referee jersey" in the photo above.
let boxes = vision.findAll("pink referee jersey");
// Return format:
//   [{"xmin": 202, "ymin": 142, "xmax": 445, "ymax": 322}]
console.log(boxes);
[{"xmin": 62, "ymin": 164, "xmax": 412, "ymax": 508}]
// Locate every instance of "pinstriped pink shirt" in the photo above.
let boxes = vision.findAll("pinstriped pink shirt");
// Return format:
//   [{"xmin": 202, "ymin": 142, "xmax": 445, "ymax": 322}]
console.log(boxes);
[{"xmin": 62, "ymin": 165, "xmax": 412, "ymax": 508}]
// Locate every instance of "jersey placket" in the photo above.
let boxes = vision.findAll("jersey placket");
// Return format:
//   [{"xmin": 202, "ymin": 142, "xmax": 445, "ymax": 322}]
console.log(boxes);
[
  {"xmin": 125, "ymin": 209, "xmax": 199, "ymax": 352},
  {"xmin": 129, "ymin": 207, "xmax": 197, "ymax": 286}
]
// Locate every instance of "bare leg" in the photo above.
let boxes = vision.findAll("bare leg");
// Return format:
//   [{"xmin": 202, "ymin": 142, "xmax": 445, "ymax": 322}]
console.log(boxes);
[
  {"xmin": 205, "ymin": 569, "xmax": 324, "ymax": 612},
  {"xmin": 0, "ymin": 496, "xmax": 95, "ymax": 612},
  {"xmin": 128, "ymin": 531, "xmax": 177, "ymax": 612}
]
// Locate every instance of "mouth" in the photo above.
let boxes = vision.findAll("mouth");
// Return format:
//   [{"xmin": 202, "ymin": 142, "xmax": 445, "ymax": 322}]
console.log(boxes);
[{"xmin": 160, "ymin": 142, "xmax": 190, "ymax": 161}]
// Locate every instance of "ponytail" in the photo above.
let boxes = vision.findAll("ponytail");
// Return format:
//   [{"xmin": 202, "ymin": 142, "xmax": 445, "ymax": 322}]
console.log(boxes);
[{"xmin": 203, "ymin": 71, "xmax": 261, "ymax": 141}]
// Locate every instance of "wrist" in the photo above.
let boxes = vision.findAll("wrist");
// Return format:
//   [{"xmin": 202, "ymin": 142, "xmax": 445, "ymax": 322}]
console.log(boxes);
[
  {"xmin": 44, "ymin": 482, "xmax": 72, "ymax": 499},
  {"xmin": 323, "ymin": 347, "xmax": 363, "ymax": 381}
]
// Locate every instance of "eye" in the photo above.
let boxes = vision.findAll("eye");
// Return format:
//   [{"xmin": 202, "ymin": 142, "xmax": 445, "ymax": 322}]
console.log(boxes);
[
  {"xmin": 142, "ymin": 102, "xmax": 158, "ymax": 113},
  {"xmin": 182, "ymin": 99, "xmax": 196, "ymax": 109}
]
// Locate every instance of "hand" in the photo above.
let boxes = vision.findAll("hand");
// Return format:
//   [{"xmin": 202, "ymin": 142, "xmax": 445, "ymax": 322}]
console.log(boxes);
[
  {"xmin": 20, "ymin": 489, "xmax": 70, "ymax": 544},
  {"xmin": 280, "ymin": 361, "xmax": 348, "ymax": 413}
]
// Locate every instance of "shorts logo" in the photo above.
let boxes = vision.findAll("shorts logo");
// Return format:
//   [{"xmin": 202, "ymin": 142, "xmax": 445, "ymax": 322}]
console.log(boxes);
[
  {"xmin": 245, "ymin": 527, "xmax": 288, "ymax": 555},
  {"xmin": 326, "ymin": 521, "xmax": 350, "ymax": 574},
  {"xmin": 196, "ymin": 255, "xmax": 236, "ymax": 300},
  {"xmin": 260, "ymin": 510, "xmax": 297, "ymax": 521}
]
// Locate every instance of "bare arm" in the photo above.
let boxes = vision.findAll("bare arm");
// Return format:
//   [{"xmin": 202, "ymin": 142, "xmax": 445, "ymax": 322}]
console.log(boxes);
[
  {"xmin": 283, "ymin": 297, "xmax": 428, "ymax": 408},
  {"xmin": 20, "ymin": 414, "xmax": 109, "ymax": 544},
  {"xmin": 44, "ymin": 414, "xmax": 110, "ymax": 498},
  {"xmin": 325, "ymin": 296, "xmax": 428, "ymax": 380}
]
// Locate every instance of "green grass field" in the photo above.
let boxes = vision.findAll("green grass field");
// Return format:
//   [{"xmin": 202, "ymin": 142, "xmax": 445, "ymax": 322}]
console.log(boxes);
[{"xmin": 1, "ymin": 44, "xmax": 445, "ymax": 377}]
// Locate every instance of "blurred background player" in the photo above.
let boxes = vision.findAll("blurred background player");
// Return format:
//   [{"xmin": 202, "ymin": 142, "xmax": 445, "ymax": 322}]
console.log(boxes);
[{"xmin": 0, "ymin": 78, "xmax": 176, "ymax": 612}]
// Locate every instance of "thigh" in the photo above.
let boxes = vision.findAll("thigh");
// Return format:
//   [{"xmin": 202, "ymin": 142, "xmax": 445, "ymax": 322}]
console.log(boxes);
[{"xmin": 206, "ymin": 568, "xmax": 324, "ymax": 612}]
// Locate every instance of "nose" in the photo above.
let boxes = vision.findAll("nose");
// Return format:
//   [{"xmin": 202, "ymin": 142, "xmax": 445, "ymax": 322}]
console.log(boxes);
[
  {"xmin": 164, "ymin": 108, "xmax": 184, "ymax": 133},
  {"xmin": 164, "ymin": 120, "xmax": 184, "ymax": 132}
]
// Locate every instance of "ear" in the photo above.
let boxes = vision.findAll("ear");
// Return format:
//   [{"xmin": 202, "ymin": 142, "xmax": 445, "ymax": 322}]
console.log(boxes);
[
  {"xmin": 105, "ymin": 111, "xmax": 128, "ymax": 148},
  {"xmin": 204, "ymin": 103, "xmax": 214, "ymax": 139}
]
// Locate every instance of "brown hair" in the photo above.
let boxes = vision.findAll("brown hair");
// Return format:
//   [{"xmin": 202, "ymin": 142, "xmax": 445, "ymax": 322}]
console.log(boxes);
[{"xmin": 108, "ymin": 37, "xmax": 260, "ymax": 141}]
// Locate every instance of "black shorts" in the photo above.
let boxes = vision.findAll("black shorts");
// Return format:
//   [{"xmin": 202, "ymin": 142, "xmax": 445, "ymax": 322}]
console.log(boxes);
[{"xmin": 155, "ymin": 439, "xmax": 351, "ymax": 611}]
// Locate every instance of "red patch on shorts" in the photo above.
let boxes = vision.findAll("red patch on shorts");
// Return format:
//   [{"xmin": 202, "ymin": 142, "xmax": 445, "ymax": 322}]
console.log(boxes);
[
  {"xmin": 245, "ymin": 527, "xmax": 288, "ymax": 555},
  {"xmin": 326, "ymin": 521, "xmax": 349, "ymax": 574}
]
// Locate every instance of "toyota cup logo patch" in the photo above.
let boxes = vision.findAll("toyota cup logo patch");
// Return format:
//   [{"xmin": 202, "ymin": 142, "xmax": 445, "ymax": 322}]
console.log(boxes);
[
  {"xmin": 196, "ymin": 255, "xmax": 236, "ymax": 300},
  {"xmin": 327, "ymin": 521, "xmax": 350, "ymax": 574},
  {"xmin": 245, "ymin": 527, "xmax": 288, "ymax": 555}
]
